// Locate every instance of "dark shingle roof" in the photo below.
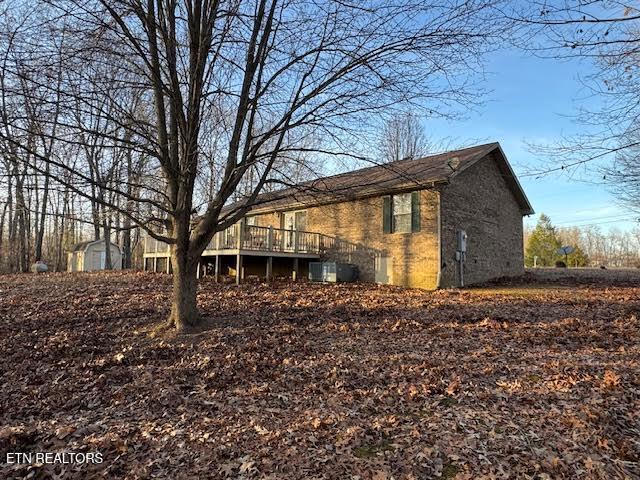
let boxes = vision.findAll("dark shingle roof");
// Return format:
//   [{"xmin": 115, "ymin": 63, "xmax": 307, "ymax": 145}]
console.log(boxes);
[{"xmin": 230, "ymin": 142, "xmax": 533, "ymax": 215}]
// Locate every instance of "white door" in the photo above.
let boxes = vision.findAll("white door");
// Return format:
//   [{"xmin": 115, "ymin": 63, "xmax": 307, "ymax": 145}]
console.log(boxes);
[
  {"xmin": 283, "ymin": 212, "xmax": 296, "ymax": 250},
  {"xmin": 100, "ymin": 252, "xmax": 106, "ymax": 269},
  {"xmin": 282, "ymin": 210, "xmax": 307, "ymax": 251},
  {"xmin": 375, "ymin": 256, "xmax": 392, "ymax": 284},
  {"xmin": 90, "ymin": 250, "xmax": 105, "ymax": 271}
]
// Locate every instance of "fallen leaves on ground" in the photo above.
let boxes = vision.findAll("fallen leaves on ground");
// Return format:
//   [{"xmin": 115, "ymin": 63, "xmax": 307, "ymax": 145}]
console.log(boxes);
[{"xmin": 0, "ymin": 271, "xmax": 639, "ymax": 479}]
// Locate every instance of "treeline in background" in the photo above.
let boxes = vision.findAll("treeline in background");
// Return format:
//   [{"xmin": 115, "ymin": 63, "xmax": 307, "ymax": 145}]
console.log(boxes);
[{"xmin": 524, "ymin": 214, "xmax": 640, "ymax": 269}]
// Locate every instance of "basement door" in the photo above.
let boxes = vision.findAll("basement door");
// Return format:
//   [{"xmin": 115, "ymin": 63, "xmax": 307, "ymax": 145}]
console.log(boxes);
[
  {"xmin": 375, "ymin": 255, "xmax": 392, "ymax": 284},
  {"xmin": 374, "ymin": 256, "xmax": 392, "ymax": 285}
]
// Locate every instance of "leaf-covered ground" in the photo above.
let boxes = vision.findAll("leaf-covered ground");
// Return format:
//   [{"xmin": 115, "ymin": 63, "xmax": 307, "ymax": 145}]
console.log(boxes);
[{"xmin": 1, "ymin": 272, "xmax": 639, "ymax": 479}]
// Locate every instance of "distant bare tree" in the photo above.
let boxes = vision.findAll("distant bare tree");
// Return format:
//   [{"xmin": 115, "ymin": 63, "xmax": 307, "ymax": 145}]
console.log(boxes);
[
  {"xmin": 604, "ymin": 130, "xmax": 640, "ymax": 212},
  {"xmin": 509, "ymin": 2, "xmax": 640, "ymax": 212},
  {"xmin": 378, "ymin": 112, "xmax": 431, "ymax": 163}
]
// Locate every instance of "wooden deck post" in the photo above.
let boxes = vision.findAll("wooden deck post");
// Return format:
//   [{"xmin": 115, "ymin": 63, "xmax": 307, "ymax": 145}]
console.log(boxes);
[
  {"xmin": 196, "ymin": 261, "xmax": 201, "ymax": 279},
  {"xmin": 237, "ymin": 219, "xmax": 244, "ymax": 250},
  {"xmin": 267, "ymin": 226, "xmax": 273, "ymax": 251},
  {"xmin": 236, "ymin": 220, "xmax": 245, "ymax": 285},
  {"xmin": 293, "ymin": 258, "xmax": 299, "ymax": 281},
  {"xmin": 153, "ymin": 256, "xmax": 157, "ymax": 273},
  {"xmin": 214, "ymin": 255, "xmax": 220, "ymax": 283},
  {"xmin": 266, "ymin": 256, "xmax": 273, "ymax": 281},
  {"xmin": 236, "ymin": 253, "xmax": 243, "ymax": 285},
  {"xmin": 166, "ymin": 257, "xmax": 171, "ymax": 274}
]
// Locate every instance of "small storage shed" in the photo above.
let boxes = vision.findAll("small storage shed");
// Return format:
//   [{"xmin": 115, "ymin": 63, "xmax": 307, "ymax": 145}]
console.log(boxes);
[{"xmin": 67, "ymin": 239, "xmax": 122, "ymax": 272}]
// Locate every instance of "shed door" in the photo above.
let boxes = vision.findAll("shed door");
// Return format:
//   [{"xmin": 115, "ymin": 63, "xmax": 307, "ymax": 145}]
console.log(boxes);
[{"xmin": 91, "ymin": 251, "xmax": 106, "ymax": 271}]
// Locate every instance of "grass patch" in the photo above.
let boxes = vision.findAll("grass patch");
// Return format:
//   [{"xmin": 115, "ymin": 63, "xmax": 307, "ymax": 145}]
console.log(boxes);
[
  {"xmin": 443, "ymin": 463, "xmax": 459, "ymax": 479},
  {"xmin": 353, "ymin": 439, "xmax": 393, "ymax": 459}
]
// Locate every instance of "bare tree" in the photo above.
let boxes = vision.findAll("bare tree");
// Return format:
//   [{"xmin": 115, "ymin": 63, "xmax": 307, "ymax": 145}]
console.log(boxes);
[
  {"xmin": 0, "ymin": 3, "xmax": 77, "ymax": 271},
  {"xmin": 604, "ymin": 130, "xmax": 640, "ymax": 211},
  {"xmin": 1, "ymin": 0, "xmax": 505, "ymax": 330},
  {"xmin": 509, "ymin": 1, "xmax": 640, "ymax": 212},
  {"xmin": 0, "ymin": 7, "xmax": 34, "ymax": 272},
  {"xmin": 378, "ymin": 112, "xmax": 431, "ymax": 163},
  {"xmin": 22, "ymin": 36, "xmax": 65, "ymax": 262}
]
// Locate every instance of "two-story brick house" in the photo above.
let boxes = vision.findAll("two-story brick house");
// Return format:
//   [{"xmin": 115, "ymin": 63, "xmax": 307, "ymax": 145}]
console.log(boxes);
[{"xmin": 143, "ymin": 142, "xmax": 533, "ymax": 288}]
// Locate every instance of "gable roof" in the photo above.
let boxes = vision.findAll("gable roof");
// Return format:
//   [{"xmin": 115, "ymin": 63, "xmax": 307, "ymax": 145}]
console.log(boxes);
[
  {"xmin": 237, "ymin": 142, "xmax": 533, "ymax": 215},
  {"xmin": 70, "ymin": 239, "xmax": 121, "ymax": 253}
]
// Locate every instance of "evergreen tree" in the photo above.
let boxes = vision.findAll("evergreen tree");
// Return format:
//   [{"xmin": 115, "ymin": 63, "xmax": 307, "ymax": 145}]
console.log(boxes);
[
  {"xmin": 525, "ymin": 214, "xmax": 561, "ymax": 267},
  {"xmin": 566, "ymin": 245, "xmax": 589, "ymax": 267}
]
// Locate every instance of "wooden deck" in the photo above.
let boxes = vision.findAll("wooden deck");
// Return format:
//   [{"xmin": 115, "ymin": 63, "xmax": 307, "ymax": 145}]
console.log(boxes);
[
  {"xmin": 143, "ymin": 224, "xmax": 354, "ymax": 259},
  {"xmin": 143, "ymin": 224, "xmax": 360, "ymax": 282}
]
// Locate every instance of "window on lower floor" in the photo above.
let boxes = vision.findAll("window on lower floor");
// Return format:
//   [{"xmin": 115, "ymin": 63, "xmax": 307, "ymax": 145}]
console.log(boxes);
[
  {"xmin": 392, "ymin": 193, "xmax": 412, "ymax": 233},
  {"xmin": 383, "ymin": 191, "xmax": 421, "ymax": 234}
]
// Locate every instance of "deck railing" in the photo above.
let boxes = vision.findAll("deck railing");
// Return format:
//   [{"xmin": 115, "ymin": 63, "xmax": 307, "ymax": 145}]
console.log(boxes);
[
  {"xmin": 144, "ymin": 236, "xmax": 169, "ymax": 254},
  {"xmin": 144, "ymin": 223, "xmax": 361, "ymax": 256}
]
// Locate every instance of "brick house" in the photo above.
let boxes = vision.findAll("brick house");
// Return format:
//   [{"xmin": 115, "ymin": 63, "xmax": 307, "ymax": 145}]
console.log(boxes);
[{"xmin": 144, "ymin": 142, "xmax": 533, "ymax": 288}]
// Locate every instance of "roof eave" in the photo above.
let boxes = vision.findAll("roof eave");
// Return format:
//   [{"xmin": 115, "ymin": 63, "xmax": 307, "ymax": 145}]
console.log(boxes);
[
  {"xmin": 245, "ymin": 179, "xmax": 449, "ymax": 215},
  {"xmin": 492, "ymin": 144, "xmax": 535, "ymax": 216}
]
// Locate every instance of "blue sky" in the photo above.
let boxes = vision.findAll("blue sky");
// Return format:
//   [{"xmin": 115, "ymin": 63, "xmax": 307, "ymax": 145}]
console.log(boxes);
[{"xmin": 426, "ymin": 48, "xmax": 639, "ymax": 232}]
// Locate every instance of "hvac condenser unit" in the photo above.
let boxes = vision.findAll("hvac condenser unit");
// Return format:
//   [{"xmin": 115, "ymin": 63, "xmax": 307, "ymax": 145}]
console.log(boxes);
[{"xmin": 308, "ymin": 262, "xmax": 358, "ymax": 282}]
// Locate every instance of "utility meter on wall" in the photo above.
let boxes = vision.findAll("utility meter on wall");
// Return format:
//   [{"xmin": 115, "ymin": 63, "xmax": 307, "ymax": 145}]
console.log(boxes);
[{"xmin": 457, "ymin": 230, "xmax": 467, "ymax": 253}]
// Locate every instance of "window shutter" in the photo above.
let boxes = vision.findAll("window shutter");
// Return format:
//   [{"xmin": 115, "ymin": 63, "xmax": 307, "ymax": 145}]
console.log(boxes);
[
  {"xmin": 411, "ymin": 191, "xmax": 421, "ymax": 232},
  {"xmin": 383, "ymin": 196, "xmax": 392, "ymax": 234}
]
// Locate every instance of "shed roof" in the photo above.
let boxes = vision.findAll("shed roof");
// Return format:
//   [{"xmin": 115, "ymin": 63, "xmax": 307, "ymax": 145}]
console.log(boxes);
[
  {"xmin": 233, "ymin": 142, "xmax": 533, "ymax": 215},
  {"xmin": 70, "ymin": 239, "xmax": 121, "ymax": 253}
]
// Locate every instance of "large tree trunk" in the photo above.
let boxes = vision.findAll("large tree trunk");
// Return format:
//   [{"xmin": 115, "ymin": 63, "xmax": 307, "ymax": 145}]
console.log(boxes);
[
  {"xmin": 0, "ymin": 200, "xmax": 7, "ymax": 263},
  {"xmin": 14, "ymin": 180, "xmax": 29, "ymax": 272},
  {"xmin": 167, "ymin": 247, "xmax": 201, "ymax": 331},
  {"xmin": 91, "ymin": 199, "xmax": 101, "ymax": 240},
  {"xmin": 122, "ymin": 221, "xmax": 132, "ymax": 269},
  {"xmin": 103, "ymin": 220, "xmax": 113, "ymax": 270},
  {"xmin": 34, "ymin": 161, "xmax": 50, "ymax": 261}
]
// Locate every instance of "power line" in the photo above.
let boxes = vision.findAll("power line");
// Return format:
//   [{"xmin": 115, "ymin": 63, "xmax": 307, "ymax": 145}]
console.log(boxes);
[
  {"xmin": 554, "ymin": 213, "xmax": 635, "ymax": 225},
  {"xmin": 526, "ymin": 212, "xmax": 639, "ymax": 226},
  {"xmin": 556, "ymin": 218, "xmax": 640, "ymax": 228}
]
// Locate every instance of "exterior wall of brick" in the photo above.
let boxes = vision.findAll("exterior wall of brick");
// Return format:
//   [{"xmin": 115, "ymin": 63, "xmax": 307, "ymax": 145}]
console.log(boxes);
[
  {"xmin": 251, "ymin": 212, "xmax": 280, "ymax": 228},
  {"xmin": 319, "ymin": 246, "xmax": 379, "ymax": 284},
  {"xmin": 251, "ymin": 191, "xmax": 441, "ymax": 289},
  {"xmin": 248, "ymin": 153, "xmax": 526, "ymax": 289},
  {"xmin": 439, "ymin": 153, "xmax": 525, "ymax": 287}
]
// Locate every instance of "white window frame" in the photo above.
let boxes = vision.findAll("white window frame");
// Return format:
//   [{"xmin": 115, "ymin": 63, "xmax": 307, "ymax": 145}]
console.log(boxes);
[{"xmin": 392, "ymin": 193, "xmax": 412, "ymax": 233}]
